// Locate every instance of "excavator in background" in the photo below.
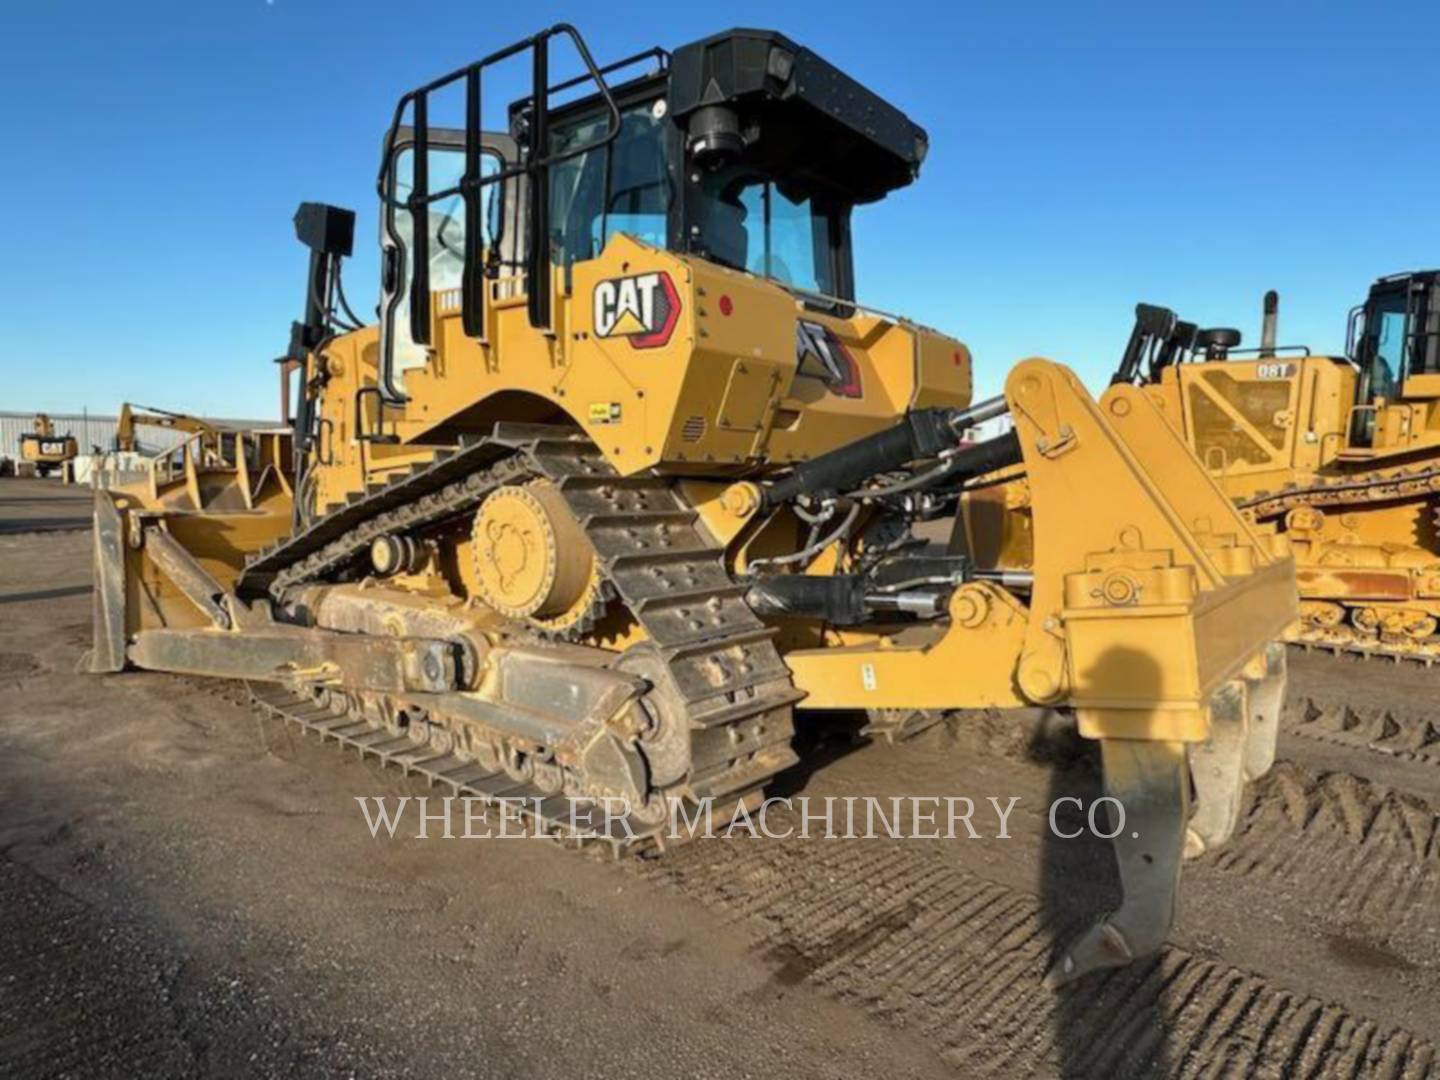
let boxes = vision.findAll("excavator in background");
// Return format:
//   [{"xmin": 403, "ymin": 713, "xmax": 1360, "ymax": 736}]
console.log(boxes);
[
  {"xmin": 99, "ymin": 403, "xmax": 272, "ymax": 496},
  {"xmin": 18, "ymin": 414, "xmax": 78, "ymax": 477},
  {"xmin": 1115, "ymin": 271, "xmax": 1440, "ymax": 661},
  {"xmin": 87, "ymin": 24, "xmax": 1295, "ymax": 983},
  {"xmin": 114, "ymin": 402, "xmax": 226, "ymax": 461}
]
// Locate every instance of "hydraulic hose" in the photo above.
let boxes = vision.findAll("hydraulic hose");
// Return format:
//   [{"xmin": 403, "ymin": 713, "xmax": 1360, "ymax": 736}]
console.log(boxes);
[{"xmin": 761, "ymin": 398, "xmax": 1014, "ymax": 509}]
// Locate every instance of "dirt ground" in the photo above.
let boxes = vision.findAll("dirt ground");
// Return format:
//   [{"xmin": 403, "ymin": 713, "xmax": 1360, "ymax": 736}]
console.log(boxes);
[
  {"xmin": 1, "ymin": 479, "xmax": 1437, "ymax": 1077},
  {"xmin": 0, "ymin": 478, "xmax": 92, "ymax": 534}
]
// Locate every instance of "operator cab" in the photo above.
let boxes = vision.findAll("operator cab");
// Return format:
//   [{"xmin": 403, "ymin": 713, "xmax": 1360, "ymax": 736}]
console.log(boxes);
[
  {"xmin": 1346, "ymin": 270, "xmax": 1440, "ymax": 445},
  {"xmin": 374, "ymin": 28, "xmax": 929, "ymax": 401}
]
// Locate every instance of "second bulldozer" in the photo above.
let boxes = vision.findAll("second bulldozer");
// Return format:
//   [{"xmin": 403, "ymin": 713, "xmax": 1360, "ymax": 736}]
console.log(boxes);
[
  {"xmin": 88, "ymin": 25, "xmax": 1295, "ymax": 983},
  {"xmin": 1118, "ymin": 272, "xmax": 1440, "ymax": 661}
]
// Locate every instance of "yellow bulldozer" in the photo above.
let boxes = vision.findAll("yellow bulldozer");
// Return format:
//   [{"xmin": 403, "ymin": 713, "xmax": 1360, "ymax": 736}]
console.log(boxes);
[
  {"xmin": 87, "ymin": 25, "xmax": 1295, "ymax": 983},
  {"xmin": 19, "ymin": 413, "xmax": 78, "ymax": 477},
  {"xmin": 1115, "ymin": 271, "xmax": 1440, "ymax": 661}
]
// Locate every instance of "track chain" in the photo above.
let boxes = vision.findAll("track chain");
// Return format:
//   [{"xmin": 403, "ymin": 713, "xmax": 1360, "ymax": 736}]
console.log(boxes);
[
  {"xmin": 1237, "ymin": 460, "xmax": 1440, "ymax": 522},
  {"xmin": 1230, "ymin": 460, "xmax": 1440, "ymax": 664},
  {"xmin": 247, "ymin": 682, "xmax": 660, "ymax": 850},
  {"xmin": 1289, "ymin": 635, "xmax": 1440, "ymax": 668},
  {"xmin": 236, "ymin": 425, "xmax": 800, "ymax": 805}
]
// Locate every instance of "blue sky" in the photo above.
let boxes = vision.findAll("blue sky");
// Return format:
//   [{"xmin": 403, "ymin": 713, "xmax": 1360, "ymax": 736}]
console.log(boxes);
[{"xmin": 3, "ymin": 1, "xmax": 1436, "ymax": 418}]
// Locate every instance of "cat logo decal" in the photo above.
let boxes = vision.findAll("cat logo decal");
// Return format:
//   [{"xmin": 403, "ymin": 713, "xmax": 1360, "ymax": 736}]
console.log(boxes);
[
  {"xmin": 796, "ymin": 320, "xmax": 862, "ymax": 398},
  {"xmin": 593, "ymin": 272, "xmax": 680, "ymax": 349}
]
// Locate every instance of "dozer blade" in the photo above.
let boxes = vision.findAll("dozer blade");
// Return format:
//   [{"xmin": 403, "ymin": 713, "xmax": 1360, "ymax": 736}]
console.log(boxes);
[
  {"xmin": 1184, "ymin": 680, "xmax": 1249, "ymax": 859},
  {"xmin": 1047, "ymin": 739, "xmax": 1189, "ymax": 987},
  {"xmin": 88, "ymin": 489, "xmax": 128, "ymax": 674}
]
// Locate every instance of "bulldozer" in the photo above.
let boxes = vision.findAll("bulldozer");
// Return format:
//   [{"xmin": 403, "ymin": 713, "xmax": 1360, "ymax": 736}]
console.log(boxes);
[
  {"xmin": 19, "ymin": 413, "xmax": 78, "ymax": 477},
  {"xmin": 87, "ymin": 25, "xmax": 1295, "ymax": 983},
  {"xmin": 1115, "ymin": 271, "xmax": 1440, "ymax": 662}
]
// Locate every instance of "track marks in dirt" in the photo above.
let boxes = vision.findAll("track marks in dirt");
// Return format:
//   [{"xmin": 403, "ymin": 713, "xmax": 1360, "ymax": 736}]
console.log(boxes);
[
  {"xmin": 633, "ymin": 823, "xmax": 1438, "ymax": 1078},
  {"xmin": 1285, "ymin": 691, "xmax": 1440, "ymax": 771},
  {"xmin": 935, "ymin": 700, "xmax": 1440, "ymax": 969},
  {"xmin": 0, "ymin": 651, "xmax": 42, "ymax": 678},
  {"xmin": 1210, "ymin": 762, "xmax": 1440, "ymax": 966}
]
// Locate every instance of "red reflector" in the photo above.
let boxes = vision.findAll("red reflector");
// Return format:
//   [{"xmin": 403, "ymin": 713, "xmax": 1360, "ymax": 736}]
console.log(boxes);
[
  {"xmin": 952, "ymin": 350, "xmax": 964, "ymax": 366},
  {"xmin": 719, "ymin": 295, "xmax": 733, "ymax": 316}
]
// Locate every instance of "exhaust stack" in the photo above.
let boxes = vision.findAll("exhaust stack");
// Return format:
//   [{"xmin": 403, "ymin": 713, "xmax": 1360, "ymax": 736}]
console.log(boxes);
[{"xmin": 1259, "ymin": 290, "xmax": 1279, "ymax": 358}]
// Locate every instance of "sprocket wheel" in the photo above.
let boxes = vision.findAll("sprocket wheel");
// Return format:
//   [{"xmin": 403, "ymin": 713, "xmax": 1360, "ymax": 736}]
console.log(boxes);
[{"xmin": 470, "ymin": 479, "xmax": 609, "ymax": 638}]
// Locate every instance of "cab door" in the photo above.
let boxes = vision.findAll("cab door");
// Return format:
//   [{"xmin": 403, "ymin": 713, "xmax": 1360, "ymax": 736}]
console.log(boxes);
[{"xmin": 377, "ymin": 128, "xmax": 524, "ymax": 403}]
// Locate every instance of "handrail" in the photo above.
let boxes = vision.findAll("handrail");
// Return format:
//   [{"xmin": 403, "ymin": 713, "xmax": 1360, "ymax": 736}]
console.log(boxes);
[
  {"xmin": 374, "ymin": 25, "xmax": 624, "ymax": 209},
  {"xmin": 374, "ymin": 24, "xmax": 624, "ymax": 342},
  {"xmin": 146, "ymin": 429, "xmax": 233, "ymax": 485}
]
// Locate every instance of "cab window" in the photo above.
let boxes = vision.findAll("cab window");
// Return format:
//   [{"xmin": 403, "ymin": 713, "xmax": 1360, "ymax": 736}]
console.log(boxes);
[
  {"xmin": 387, "ymin": 145, "xmax": 502, "ymax": 384},
  {"xmin": 549, "ymin": 100, "xmax": 669, "ymax": 269},
  {"xmin": 692, "ymin": 168, "xmax": 838, "ymax": 296},
  {"xmin": 1361, "ymin": 291, "xmax": 1406, "ymax": 400}
]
